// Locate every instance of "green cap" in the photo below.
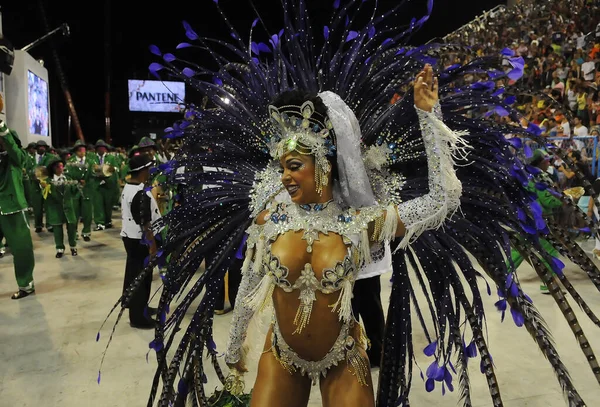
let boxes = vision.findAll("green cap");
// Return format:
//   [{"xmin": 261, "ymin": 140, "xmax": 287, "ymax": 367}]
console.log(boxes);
[
  {"xmin": 95, "ymin": 139, "xmax": 111, "ymax": 149},
  {"xmin": 46, "ymin": 158, "xmax": 66, "ymax": 175},
  {"xmin": 138, "ymin": 136, "xmax": 156, "ymax": 148},
  {"xmin": 71, "ymin": 139, "xmax": 86, "ymax": 151},
  {"xmin": 532, "ymin": 149, "xmax": 550, "ymax": 161},
  {"xmin": 531, "ymin": 149, "xmax": 551, "ymax": 166},
  {"xmin": 128, "ymin": 145, "xmax": 140, "ymax": 158}
]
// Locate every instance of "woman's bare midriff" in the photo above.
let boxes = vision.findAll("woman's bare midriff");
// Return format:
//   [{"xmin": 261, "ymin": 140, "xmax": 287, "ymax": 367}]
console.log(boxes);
[{"xmin": 269, "ymin": 230, "xmax": 357, "ymax": 361}]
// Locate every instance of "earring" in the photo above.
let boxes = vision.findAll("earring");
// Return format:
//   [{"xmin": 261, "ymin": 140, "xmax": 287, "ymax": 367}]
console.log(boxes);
[{"xmin": 315, "ymin": 155, "xmax": 331, "ymax": 196}]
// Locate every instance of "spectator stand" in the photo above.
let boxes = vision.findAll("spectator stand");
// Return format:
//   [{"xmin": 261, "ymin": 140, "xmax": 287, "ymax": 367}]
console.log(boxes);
[
  {"xmin": 442, "ymin": 5, "xmax": 507, "ymax": 43},
  {"xmin": 525, "ymin": 136, "xmax": 599, "ymax": 177}
]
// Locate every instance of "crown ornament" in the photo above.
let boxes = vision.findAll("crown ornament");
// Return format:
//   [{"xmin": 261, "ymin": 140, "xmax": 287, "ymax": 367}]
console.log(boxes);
[{"xmin": 267, "ymin": 100, "xmax": 336, "ymax": 195}]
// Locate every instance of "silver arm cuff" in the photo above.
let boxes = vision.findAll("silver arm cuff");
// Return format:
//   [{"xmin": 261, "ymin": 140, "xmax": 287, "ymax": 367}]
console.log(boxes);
[
  {"xmin": 395, "ymin": 103, "xmax": 465, "ymax": 249},
  {"xmin": 224, "ymin": 259, "xmax": 264, "ymax": 365}
]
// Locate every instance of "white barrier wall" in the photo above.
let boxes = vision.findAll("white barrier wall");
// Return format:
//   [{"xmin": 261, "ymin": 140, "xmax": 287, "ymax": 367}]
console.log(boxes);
[
  {"xmin": 5, "ymin": 50, "xmax": 52, "ymax": 146},
  {"xmin": 0, "ymin": 9, "xmax": 5, "ymax": 123}
]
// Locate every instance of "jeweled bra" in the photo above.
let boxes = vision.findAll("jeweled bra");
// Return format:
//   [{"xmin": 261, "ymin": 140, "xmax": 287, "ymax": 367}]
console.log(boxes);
[{"xmin": 243, "ymin": 200, "xmax": 384, "ymax": 331}]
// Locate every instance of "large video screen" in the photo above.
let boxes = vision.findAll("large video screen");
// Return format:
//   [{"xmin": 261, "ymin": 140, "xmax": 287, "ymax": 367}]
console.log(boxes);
[
  {"xmin": 128, "ymin": 79, "xmax": 185, "ymax": 113},
  {"xmin": 27, "ymin": 70, "xmax": 49, "ymax": 136}
]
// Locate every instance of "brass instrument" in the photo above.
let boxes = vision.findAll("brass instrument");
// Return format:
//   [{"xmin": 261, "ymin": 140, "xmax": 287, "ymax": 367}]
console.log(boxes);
[
  {"xmin": 34, "ymin": 166, "xmax": 49, "ymax": 181},
  {"xmin": 564, "ymin": 187, "xmax": 585, "ymax": 201},
  {"xmin": 93, "ymin": 164, "xmax": 115, "ymax": 178},
  {"xmin": 152, "ymin": 180, "xmax": 169, "ymax": 215},
  {"xmin": 67, "ymin": 160, "xmax": 87, "ymax": 170}
]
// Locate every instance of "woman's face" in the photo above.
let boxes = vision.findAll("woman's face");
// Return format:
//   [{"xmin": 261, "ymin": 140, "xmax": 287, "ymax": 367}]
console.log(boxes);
[{"xmin": 279, "ymin": 151, "xmax": 322, "ymax": 204}]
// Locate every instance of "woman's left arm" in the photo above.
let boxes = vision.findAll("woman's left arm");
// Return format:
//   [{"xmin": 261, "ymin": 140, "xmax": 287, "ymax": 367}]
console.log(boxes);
[
  {"xmin": 394, "ymin": 65, "xmax": 463, "ymax": 247},
  {"xmin": 368, "ymin": 65, "xmax": 464, "ymax": 249}
]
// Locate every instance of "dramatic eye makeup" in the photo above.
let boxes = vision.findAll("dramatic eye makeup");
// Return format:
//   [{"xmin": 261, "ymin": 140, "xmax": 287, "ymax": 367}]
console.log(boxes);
[
  {"xmin": 279, "ymin": 157, "xmax": 305, "ymax": 173},
  {"xmin": 285, "ymin": 158, "xmax": 304, "ymax": 171}
]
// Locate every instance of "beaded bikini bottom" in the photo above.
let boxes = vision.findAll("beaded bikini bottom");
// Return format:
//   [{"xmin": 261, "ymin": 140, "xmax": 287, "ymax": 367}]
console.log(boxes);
[{"xmin": 269, "ymin": 318, "xmax": 370, "ymax": 386}]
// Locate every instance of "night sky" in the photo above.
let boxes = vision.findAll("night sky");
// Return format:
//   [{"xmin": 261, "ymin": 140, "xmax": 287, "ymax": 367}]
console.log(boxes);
[{"xmin": 2, "ymin": 0, "xmax": 503, "ymax": 148}]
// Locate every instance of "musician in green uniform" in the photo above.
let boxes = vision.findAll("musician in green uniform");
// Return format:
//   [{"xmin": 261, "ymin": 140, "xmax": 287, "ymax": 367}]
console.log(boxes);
[
  {"xmin": 31, "ymin": 140, "xmax": 58, "ymax": 233},
  {"xmin": 109, "ymin": 146, "xmax": 123, "ymax": 209},
  {"xmin": 136, "ymin": 137, "xmax": 170, "ymax": 215},
  {"xmin": 86, "ymin": 144, "xmax": 95, "ymax": 157},
  {"xmin": 91, "ymin": 139, "xmax": 119, "ymax": 230},
  {"xmin": 23, "ymin": 142, "xmax": 36, "ymax": 209},
  {"xmin": 59, "ymin": 148, "xmax": 72, "ymax": 162},
  {"xmin": 0, "ymin": 110, "xmax": 36, "ymax": 299},
  {"xmin": 67, "ymin": 140, "xmax": 94, "ymax": 241},
  {"xmin": 41, "ymin": 159, "xmax": 79, "ymax": 257}
]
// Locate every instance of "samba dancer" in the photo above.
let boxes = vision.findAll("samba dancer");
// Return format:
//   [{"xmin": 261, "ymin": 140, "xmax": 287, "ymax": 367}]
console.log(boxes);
[{"xmin": 101, "ymin": 1, "xmax": 600, "ymax": 406}]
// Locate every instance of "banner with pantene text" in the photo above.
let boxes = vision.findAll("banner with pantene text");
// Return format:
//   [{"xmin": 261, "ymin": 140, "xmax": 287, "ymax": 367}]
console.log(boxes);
[{"xmin": 128, "ymin": 79, "xmax": 185, "ymax": 113}]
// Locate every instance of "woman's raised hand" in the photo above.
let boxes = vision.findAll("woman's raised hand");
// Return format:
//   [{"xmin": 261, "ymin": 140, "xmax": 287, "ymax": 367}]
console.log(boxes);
[{"xmin": 414, "ymin": 64, "xmax": 439, "ymax": 113}]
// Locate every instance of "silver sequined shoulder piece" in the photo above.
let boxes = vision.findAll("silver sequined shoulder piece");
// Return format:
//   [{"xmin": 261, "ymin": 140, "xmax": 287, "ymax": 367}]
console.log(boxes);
[
  {"xmin": 249, "ymin": 162, "xmax": 283, "ymax": 217},
  {"xmin": 244, "ymin": 202, "xmax": 385, "ymax": 248}
]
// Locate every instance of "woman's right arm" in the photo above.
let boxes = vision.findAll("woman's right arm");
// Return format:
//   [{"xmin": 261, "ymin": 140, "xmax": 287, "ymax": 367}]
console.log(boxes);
[{"xmin": 224, "ymin": 212, "xmax": 269, "ymax": 371}]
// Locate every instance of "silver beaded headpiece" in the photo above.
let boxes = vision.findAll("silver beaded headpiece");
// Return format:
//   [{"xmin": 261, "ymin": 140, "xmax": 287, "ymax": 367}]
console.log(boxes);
[{"xmin": 268, "ymin": 101, "xmax": 336, "ymax": 195}]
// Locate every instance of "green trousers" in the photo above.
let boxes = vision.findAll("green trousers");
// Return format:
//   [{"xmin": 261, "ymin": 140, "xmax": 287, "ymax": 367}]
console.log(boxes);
[
  {"xmin": 113, "ymin": 184, "xmax": 122, "ymax": 207},
  {"xmin": 93, "ymin": 185, "xmax": 115, "ymax": 226},
  {"xmin": 0, "ymin": 211, "xmax": 35, "ymax": 289},
  {"xmin": 53, "ymin": 223, "xmax": 77, "ymax": 250},
  {"xmin": 31, "ymin": 186, "xmax": 44, "ymax": 229},
  {"xmin": 23, "ymin": 179, "xmax": 33, "ymax": 209},
  {"xmin": 74, "ymin": 195, "xmax": 93, "ymax": 236},
  {"xmin": 510, "ymin": 238, "xmax": 559, "ymax": 271}
]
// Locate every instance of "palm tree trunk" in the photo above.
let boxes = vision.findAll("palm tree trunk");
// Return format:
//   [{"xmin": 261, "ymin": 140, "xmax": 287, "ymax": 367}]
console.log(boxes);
[
  {"xmin": 37, "ymin": 0, "xmax": 85, "ymax": 144},
  {"xmin": 104, "ymin": 0, "xmax": 112, "ymax": 144}
]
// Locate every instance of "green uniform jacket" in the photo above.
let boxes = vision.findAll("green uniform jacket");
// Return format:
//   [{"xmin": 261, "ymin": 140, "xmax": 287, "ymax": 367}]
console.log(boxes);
[
  {"xmin": 121, "ymin": 162, "xmax": 130, "ymax": 182},
  {"xmin": 35, "ymin": 152, "xmax": 58, "ymax": 168},
  {"xmin": 89, "ymin": 153, "xmax": 120, "ymax": 188},
  {"xmin": 66, "ymin": 155, "xmax": 94, "ymax": 199},
  {"xmin": 23, "ymin": 153, "xmax": 35, "ymax": 182},
  {"xmin": 117, "ymin": 154, "xmax": 128, "ymax": 183},
  {"xmin": 0, "ymin": 122, "xmax": 28, "ymax": 214},
  {"xmin": 44, "ymin": 175, "xmax": 78, "ymax": 225},
  {"xmin": 32, "ymin": 152, "xmax": 58, "ymax": 193},
  {"xmin": 526, "ymin": 180, "xmax": 562, "ymax": 215}
]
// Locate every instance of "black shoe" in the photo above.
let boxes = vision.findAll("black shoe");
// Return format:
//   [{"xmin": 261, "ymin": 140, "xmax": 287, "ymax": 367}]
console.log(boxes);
[
  {"xmin": 95, "ymin": 225, "xmax": 105, "ymax": 231},
  {"xmin": 83, "ymin": 236, "xmax": 91, "ymax": 242},
  {"xmin": 106, "ymin": 223, "xmax": 113, "ymax": 229},
  {"xmin": 56, "ymin": 251, "xmax": 64, "ymax": 258},
  {"xmin": 143, "ymin": 307, "xmax": 158, "ymax": 319},
  {"xmin": 47, "ymin": 227, "xmax": 53, "ymax": 233},
  {"xmin": 215, "ymin": 307, "xmax": 233, "ymax": 315},
  {"xmin": 71, "ymin": 248, "xmax": 78, "ymax": 256},
  {"xmin": 130, "ymin": 319, "xmax": 155, "ymax": 330},
  {"xmin": 11, "ymin": 289, "xmax": 35, "ymax": 300},
  {"xmin": 35, "ymin": 227, "xmax": 43, "ymax": 233},
  {"xmin": 0, "ymin": 248, "xmax": 5, "ymax": 258}
]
